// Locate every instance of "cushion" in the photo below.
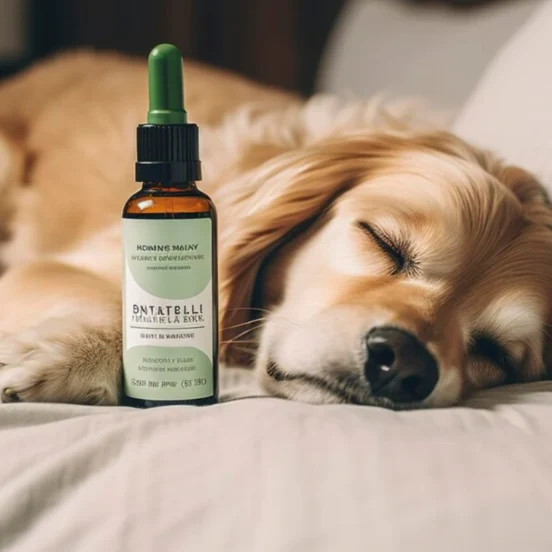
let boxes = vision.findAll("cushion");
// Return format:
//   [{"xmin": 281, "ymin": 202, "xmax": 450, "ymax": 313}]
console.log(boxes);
[
  {"xmin": 454, "ymin": 0, "xmax": 552, "ymax": 191},
  {"xmin": 318, "ymin": 0, "xmax": 540, "ymax": 108}
]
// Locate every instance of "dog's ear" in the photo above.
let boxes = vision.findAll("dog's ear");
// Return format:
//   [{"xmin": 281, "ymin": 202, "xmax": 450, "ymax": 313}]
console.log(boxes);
[
  {"xmin": 218, "ymin": 136, "xmax": 390, "ymax": 364},
  {"xmin": 495, "ymin": 163, "xmax": 552, "ymax": 380},
  {"xmin": 417, "ymin": 133, "xmax": 552, "ymax": 222},
  {"xmin": 494, "ymin": 164, "xmax": 552, "ymax": 379},
  {"xmin": 497, "ymin": 165, "xmax": 552, "ymax": 215},
  {"xmin": 473, "ymin": 151, "xmax": 552, "ymax": 226}
]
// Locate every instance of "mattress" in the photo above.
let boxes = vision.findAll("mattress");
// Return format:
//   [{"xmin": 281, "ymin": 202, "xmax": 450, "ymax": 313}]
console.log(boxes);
[{"xmin": 1, "ymin": 382, "xmax": 552, "ymax": 551}]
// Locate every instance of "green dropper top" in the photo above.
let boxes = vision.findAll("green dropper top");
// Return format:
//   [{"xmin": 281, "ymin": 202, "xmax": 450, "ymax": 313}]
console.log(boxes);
[{"xmin": 147, "ymin": 43, "xmax": 187, "ymax": 124}]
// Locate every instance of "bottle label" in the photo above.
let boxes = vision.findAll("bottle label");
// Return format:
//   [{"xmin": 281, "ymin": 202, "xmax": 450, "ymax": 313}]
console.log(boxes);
[{"xmin": 122, "ymin": 217, "xmax": 214, "ymax": 401}]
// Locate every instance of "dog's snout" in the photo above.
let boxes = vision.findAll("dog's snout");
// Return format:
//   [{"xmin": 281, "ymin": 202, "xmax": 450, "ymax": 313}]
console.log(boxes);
[{"xmin": 364, "ymin": 327, "xmax": 438, "ymax": 403}]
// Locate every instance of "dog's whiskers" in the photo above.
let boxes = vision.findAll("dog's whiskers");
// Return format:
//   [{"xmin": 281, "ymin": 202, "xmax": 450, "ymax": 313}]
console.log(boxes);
[
  {"xmin": 226, "ymin": 307, "xmax": 273, "ymax": 315},
  {"xmin": 222, "ymin": 318, "xmax": 268, "ymax": 332},
  {"xmin": 222, "ymin": 324, "xmax": 265, "ymax": 346},
  {"xmin": 229, "ymin": 344, "xmax": 258, "ymax": 355},
  {"xmin": 269, "ymin": 317, "xmax": 305, "ymax": 330},
  {"xmin": 225, "ymin": 307, "xmax": 305, "ymax": 332}
]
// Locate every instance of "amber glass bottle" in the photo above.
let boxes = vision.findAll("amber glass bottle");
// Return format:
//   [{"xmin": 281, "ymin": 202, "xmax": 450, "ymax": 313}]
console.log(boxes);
[{"xmin": 122, "ymin": 44, "xmax": 218, "ymax": 408}]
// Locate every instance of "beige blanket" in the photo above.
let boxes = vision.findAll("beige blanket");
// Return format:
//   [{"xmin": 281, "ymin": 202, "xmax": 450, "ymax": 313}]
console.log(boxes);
[{"xmin": 1, "ymin": 383, "xmax": 552, "ymax": 551}]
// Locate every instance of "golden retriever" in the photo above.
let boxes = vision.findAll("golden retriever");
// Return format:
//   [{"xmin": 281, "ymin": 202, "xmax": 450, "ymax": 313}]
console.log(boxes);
[{"xmin": 0, "ymin": 51, "xmax": 550, "ymax": 408}]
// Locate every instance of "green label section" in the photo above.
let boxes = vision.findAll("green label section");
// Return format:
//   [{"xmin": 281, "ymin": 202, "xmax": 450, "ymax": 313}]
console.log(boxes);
[
  {"xmin": 124, "ymin": 218, "xmax": 212, "ymax": 299},
  {"xmin": 124, "ymin": 346, "xmax": 213, "ymax": 401}
]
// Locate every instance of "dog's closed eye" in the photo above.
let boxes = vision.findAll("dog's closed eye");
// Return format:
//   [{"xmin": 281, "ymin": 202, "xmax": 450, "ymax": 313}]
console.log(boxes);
[
  {"xmin": 468, "ymin": 333, "xmax": 518, "ymax": 383},
  {"xmin": 357, "ymin": 222, "xmax": 416, "ymax": 276}
]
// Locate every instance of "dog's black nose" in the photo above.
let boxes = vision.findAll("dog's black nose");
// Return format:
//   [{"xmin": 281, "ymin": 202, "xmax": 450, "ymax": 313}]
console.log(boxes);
[{"xmin": 364, "ymin": 327, "xmax": 438, "ymax": 403}]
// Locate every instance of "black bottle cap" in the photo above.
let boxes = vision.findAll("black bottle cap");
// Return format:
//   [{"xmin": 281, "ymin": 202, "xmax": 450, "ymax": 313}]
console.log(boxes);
[{"xmin": 135, "ymin": 123, "xmax": 202, "ymax": 183}]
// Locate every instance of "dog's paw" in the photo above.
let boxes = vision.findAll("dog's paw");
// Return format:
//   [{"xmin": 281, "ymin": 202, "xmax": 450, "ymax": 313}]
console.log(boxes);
[{"xmin": 0, "ymin": 320, "xmax": 122, "ymax": 405}]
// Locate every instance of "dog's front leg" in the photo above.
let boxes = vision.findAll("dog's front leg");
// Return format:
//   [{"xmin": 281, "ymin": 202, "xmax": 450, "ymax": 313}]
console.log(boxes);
[{"xmin": 0, "ymin": 261, "xmax": 122, "ymax": 405}]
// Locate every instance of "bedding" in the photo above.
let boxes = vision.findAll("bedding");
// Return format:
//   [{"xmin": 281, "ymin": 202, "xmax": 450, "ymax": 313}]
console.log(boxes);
[
  {"xmin": 453, "ymin": 0, "xmax": 552, "ymax": 191},
  {"xmin": 3, "ymin": 1, "xmax": 552, "ymax": 551},
  {"xmin": 318, "ymin": 0, "xmax": 541, "ymax": 107},
  {"xmin": 1, "ymin": 381, "xmax": 552, "ymax": 551}
]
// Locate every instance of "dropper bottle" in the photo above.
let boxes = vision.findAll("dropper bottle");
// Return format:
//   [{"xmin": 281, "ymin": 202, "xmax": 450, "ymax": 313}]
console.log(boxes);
[{"xmin": 122, "ymin": 44, "xmax": 218, "ymax": 408}]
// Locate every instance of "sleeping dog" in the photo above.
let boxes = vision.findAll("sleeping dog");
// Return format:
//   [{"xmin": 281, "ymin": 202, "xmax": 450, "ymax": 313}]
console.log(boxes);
[{"xmin": 0, "ymin": 51, "xmax": 550, "ymax": 408}]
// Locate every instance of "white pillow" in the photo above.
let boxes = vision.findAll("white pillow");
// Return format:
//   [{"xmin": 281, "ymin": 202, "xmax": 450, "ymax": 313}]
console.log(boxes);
[
  {"xmin": 318, "ymin": 0, "xmax": 539, "ymax": 108},
  {"xmin": 454, "ymin": 0, "xmax": 552, "ymax": 192}
]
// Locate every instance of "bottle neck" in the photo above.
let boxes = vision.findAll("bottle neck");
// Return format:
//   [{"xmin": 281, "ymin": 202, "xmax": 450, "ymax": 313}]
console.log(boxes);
[{"xmin": 142, "ymin": 181, "xmax": 197, "ymax": 191}]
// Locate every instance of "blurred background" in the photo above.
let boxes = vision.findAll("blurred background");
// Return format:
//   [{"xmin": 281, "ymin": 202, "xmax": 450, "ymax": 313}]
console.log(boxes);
[{"xmin": 0, "ymin": 0, "xmax": 541, "ymax": 108}]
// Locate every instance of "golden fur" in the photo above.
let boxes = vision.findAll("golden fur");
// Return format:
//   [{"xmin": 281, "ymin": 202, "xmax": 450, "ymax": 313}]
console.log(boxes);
[{"xmin": 0, "ymin": 51, "xmax": 550, "ymax": 407}]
